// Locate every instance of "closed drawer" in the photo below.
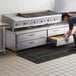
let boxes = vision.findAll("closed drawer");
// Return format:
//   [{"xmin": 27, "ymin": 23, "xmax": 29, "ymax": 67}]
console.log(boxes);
[
  {"xmin": 17, "ymin": 30, "xmax": 47, "ymax": 42},
  {"xmin": 48, "ymin": 27, "xmax": 65, "ymax": 36},
  {"xmin": 48, "ymin": 35, "xmax": 74, "ymax": 46},
  {"xmin": 17, "ymin": 38, "xmax": 47, "ymax": 50}
]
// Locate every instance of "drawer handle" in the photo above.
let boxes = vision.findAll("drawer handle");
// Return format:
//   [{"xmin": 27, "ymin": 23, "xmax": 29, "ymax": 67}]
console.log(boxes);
[
  {"xmin": 28, "ymin": 41, "xmax": 34, "ymax": 44},
  {"xmin": 53, "ymin": 29, "xmax": 59, "ymax": 32},
  {"xmin": 29, "ymin": 34, "xmax": 34, "ymax": 36}
]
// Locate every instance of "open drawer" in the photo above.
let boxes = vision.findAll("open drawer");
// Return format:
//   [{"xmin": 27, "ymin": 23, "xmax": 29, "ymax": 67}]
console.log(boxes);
[{"xmin": 48, "ymin": 35, "xmax": 74, "ymax": 46}]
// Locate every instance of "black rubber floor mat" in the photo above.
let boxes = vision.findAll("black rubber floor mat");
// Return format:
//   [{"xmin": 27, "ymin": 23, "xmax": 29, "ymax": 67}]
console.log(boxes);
[{"xmin": 17, "ymin": 44, "xmax": 76, "ymax": 64}]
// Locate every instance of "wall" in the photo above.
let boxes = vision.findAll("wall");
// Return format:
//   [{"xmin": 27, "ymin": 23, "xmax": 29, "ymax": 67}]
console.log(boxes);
[
  {"xmin": 0, "ymin": 0, "xmax": 55, "ymax": 21},
  {"xmin": 55, "ymin": 0, "xmax": 76, "ymax": 13}
]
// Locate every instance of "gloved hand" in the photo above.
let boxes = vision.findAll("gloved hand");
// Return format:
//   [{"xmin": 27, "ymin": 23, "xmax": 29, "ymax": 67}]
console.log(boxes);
[
  {"xmin": 63, "ymin": 34, "xmax": 69, "ymax": 41},
  {"xmin": 63, "ymin": 30, "xmax": 72, "ymax": 41}
]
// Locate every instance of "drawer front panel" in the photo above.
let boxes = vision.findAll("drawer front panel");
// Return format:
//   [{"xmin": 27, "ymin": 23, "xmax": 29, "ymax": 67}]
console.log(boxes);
[
  {"xmin": 57, "ymin": 35, "xmax": 74, "ymax": 46},
  {"xmin": 48, "ymin": 27, "xmax": 65, "ymax": 36},
  {"xmin": 48, "ymin": 35, "xmax": 74, "ymax": 46},
  {"xmin": 17, "ymin": 38, "xmax": 47, "ymax": 50},
  {"xmin": 17, "ymin": 30, "xmax": 47, "ymax": 42}
]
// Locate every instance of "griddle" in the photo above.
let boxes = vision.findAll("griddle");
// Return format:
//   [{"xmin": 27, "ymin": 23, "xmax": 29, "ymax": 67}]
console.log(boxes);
[{"xmin": 17, "ymin": 10, "xmax": 58, "ymax": 18}]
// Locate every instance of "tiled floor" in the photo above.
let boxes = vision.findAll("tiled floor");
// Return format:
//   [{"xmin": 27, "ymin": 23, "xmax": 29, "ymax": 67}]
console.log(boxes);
[{"xmin": 0, "ymin": 50, "xmax": 76, "ymax": 76}]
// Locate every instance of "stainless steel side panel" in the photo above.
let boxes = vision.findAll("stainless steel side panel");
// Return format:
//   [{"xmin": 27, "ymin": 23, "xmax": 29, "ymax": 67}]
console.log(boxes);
[{"xmin": 5, "ymin": 30, "xmax": 16, "ymax": 51}]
